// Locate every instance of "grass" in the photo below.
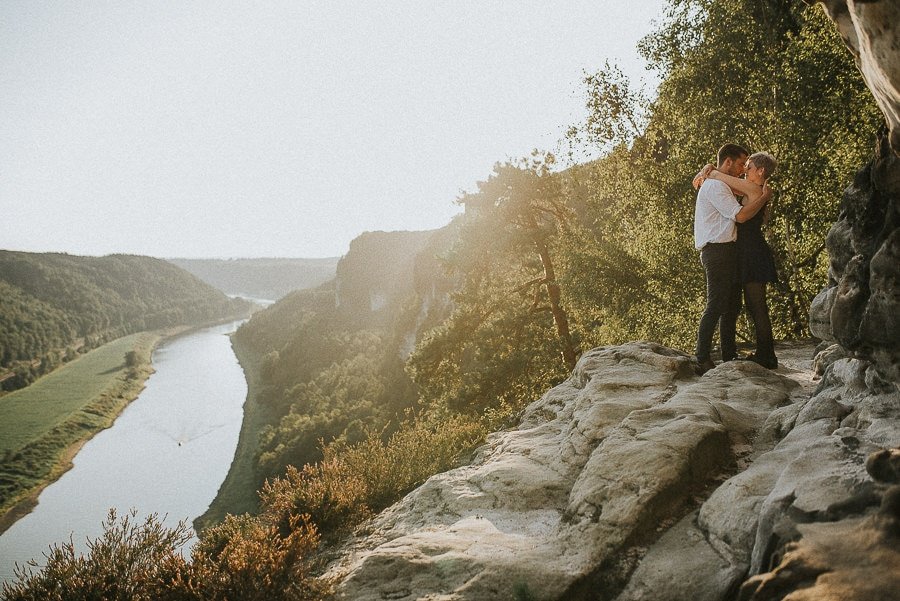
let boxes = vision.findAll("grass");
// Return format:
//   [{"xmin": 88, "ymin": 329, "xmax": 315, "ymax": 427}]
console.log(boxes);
[
  {"xmin": 0, "ymin": 332, "xmax": 160, "ymax": 530},
  {"xmin": 194, "ymin": 337, "xmax": 277, "ymax": 532}
]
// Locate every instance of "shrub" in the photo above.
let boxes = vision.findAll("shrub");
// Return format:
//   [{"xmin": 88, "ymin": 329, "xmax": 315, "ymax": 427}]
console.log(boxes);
[
  {"xmin": 172, "ymin": 514, "xmax": 329, "ymax": 601},
  {"xmin": 259, "ymin": 413, "xmax": 487, "ymax": 538},
  {"xmin": 1, "ymin": 509, "xmax": 330, "ymax": 601},
  {"xmin": 1, "ymin": 509, "xmax": 190, "ymax": 601}
]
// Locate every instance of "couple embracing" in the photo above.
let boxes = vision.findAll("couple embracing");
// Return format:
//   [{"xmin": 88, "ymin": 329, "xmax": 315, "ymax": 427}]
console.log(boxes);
[{"xmin": 692, "ymin": 143, "xmax": 779, "ymax": 376}]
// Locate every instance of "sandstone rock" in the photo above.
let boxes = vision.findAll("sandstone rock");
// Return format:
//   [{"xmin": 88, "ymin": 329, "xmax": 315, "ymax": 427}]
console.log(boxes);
[
  {"xmin": 810, "ymin": 1, "xmax": 900, "ymax": 384},
  {"xmin": 808, "ymin": 286, "xmax": 837, "ymax": 342},
  {"xmin": 739, "ymin": 448, "xmax": 900, "ymax": 601},
  {"xmin": 621, "ymin": 356, "xmax": 898, "ymax": 600},
  {"xmin": 812, "ymin": 343, "xmax": 846, "ymax": 376},
  {"xmin": 816, "ymin": 0, "xmax": 900, "ymax": 155},
  {"xmin": 812, "ymin": 132, "xmax": 900, "ymax": 385},
  {"xmin": 737, "ymin": 514, "xmax": 900, "ymax": 601},
  {"xmin": 328, "ymin": 343, "xmax": 796, "ymax": 601},
  {"xmin": 613, "ymin": 511, "xmax": 741, "ymax": 601},
  {"xmin": 866, "ymin": 447, "xmax": 900, "ymax": 484}
]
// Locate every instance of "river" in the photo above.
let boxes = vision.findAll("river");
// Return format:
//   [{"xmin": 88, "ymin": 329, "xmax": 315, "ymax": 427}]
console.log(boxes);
[{"xmin": 0, "ymin": 319, "xmax": 250, "ymax": 584}]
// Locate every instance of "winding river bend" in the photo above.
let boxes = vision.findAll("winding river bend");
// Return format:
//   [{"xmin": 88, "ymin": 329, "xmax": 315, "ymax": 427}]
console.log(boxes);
[{"xmin": 0, "ymin": 319, "xmax": 249, "ymax": 584}]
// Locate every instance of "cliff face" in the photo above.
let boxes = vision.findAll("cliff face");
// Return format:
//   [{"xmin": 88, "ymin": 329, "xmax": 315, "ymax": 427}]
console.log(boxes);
[
  {"xmin": 333, "ymin": 230, "xmax": 439, "ymax": 327},
  {"xmin": 809, "ymin": 0, "xmax": 900, "ymax": 384},
  {"xmin": 327, "ymin": 343, "xmax": 898, "ymax": 600},
  {"xmin": 810, "ymin": 131, "xmax": 900, "ymax": 385},
  {"xmin": 816, "ymin": 0, "xmax": 900, "ymax": 154},
  {"xmin": 330, "ymin": 226, "xmax": 458, "ymax": 355}
]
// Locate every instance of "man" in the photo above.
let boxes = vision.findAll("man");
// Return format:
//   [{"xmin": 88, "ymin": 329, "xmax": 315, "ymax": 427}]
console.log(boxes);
[{"xmin": 693, "ymin": 143, "xmax": 770, "ymax": 375}]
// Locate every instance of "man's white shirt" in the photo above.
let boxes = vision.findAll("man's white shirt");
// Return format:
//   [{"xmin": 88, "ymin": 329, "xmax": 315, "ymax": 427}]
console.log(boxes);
[{"xmin": 694, "ymin": 178, "xmax": 742, "ymax": 249}]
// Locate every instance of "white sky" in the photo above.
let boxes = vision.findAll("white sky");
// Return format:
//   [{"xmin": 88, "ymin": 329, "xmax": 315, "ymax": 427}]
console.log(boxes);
[{"xmin": 1, "ymin": 1, "xmax": 667, "ymax": 259}]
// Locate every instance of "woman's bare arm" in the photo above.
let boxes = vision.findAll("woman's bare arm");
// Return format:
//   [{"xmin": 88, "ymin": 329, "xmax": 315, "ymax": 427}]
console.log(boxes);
[
  {"xmin": 707, "ymin": 169, "xmax": 763, "ymax": 201},
  {"xmin": 735, "ymin": 182, "xmax": 771, "ymax": 223}
]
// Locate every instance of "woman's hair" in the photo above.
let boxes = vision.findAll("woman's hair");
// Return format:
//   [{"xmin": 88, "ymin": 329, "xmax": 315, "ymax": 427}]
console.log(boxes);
[{"xmin": 749, "ymin": 152, "xmax": 777, "ymax": 178}]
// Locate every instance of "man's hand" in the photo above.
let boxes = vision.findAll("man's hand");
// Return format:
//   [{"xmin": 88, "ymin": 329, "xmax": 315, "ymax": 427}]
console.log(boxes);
[
  {"xmin": 761, "ymin": 180, "xmax": 771, "ymax": 203},
  {"xmin": 692, "ymin": 164, "xmax": 715, "ymax": 190}
]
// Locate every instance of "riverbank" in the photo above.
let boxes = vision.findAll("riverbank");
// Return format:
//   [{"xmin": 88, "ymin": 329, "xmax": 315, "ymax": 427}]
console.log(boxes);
[
  {"xmin": 0, "ymin": 313, "xmax": 253, "ymax": 536},
  {"xmin": 0, "ymin": 332, "xmax": 159, "ymax": 535},
  {"xmin": 194, "ymin": 336, "xmax": 276, "ymax": 532}
]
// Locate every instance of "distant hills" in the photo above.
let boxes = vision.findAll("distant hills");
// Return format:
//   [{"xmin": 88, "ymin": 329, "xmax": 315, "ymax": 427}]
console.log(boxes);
[
  {"xmin": 168, "ymin": 257, "xmax": 340, "ymax": 301},
  {"xmin": 0, "ymin": 251, "xmax": 251, "ymax": 390}
]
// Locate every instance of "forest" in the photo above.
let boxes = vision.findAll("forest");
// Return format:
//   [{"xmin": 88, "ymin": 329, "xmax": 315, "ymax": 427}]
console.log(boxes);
[
  {"xmin": 2, "ymin": 2, "xmax": 885, "ymax": 599},
  {"xmin": 0, "ymin": 251, "xmax": 250, "ymax": 391}
]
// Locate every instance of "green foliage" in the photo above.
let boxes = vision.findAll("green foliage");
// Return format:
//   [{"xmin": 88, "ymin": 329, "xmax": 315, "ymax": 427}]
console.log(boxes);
[
  {"xmin": 259, "ymin": 413, "xmax": 486, "ymax": 537},
  {"xmin": 124, "ymin": 350, "xmax": 140, "ymax": 368},
  {"xmin": 256, "ymin": 333, "xmax": 389, "ymax": 479},
  {"xmin": 560, "ymin": 1, "xmax": 880, "ymax": 349},
  {"xmin": 409, "ymin": 154, "xmax": 576, "ymax": 414},
  {"xmin": 513, "ymin": 581, "xmax": 539, "ymax": 601},
  {"xmin": 566, "ymin": 60, "xmax": 649, "ymax": 157},
  {"xmin": 0, "ymin": 251, "xmax": 249, "ymax": 390}
]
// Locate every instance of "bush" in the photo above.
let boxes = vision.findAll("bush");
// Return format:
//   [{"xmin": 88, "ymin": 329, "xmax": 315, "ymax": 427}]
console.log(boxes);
[
  {"xmin": 259, "ymin": 413, "xmax": 487, "ymax": 538},
  {"xmin": 1, "ymin": 509, "xmax": 330, "ymax": 601},
  {"xmin": 124, "ymin": 350, "xmax": 140, "ymax": 367},
  {"xmin": 174, "ymin": 514, "xmax": 329, "ymax": 601},
  {"xmin": 1, "ymin": 509, "xmax": 190, "ymax": 601}
]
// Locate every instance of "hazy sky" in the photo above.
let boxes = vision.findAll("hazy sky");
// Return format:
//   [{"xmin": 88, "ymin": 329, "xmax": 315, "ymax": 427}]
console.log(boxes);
[{"xmin": 2, "ymin": 1, "xmax": 668, "ymax": 259}]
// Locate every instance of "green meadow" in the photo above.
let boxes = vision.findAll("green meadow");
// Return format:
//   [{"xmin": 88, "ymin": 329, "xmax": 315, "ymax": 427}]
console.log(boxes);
[{"xmin": 0, "ymin": 332, "xmax": 159, "ymax": 530}]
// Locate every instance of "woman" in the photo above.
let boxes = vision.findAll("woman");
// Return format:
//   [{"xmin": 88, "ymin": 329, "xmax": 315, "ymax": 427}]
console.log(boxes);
[{"xmin": 699, "ymin": 152, "xmax": 779, "ymax": 369}]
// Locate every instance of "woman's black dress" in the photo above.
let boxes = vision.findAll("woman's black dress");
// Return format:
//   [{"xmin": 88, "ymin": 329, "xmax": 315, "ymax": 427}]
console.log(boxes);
[{"xmin": 736, "ymin": 203, "xmax": 777, "ymax": 284}]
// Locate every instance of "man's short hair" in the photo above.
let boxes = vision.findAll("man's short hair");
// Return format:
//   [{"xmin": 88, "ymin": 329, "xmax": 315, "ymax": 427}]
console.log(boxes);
[
  {"xmin": 717, "ymin": 143, "xmax": 749, "ymax": 166},
  {"xmin": 749, "ymin": 152, "xmax": 778, "ymax": 178}
]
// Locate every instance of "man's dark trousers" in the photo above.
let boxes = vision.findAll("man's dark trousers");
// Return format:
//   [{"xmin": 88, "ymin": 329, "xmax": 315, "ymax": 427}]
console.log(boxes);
[{"xmin": 696, "ymin": 241, "xmax": 741, "ymax": 362}]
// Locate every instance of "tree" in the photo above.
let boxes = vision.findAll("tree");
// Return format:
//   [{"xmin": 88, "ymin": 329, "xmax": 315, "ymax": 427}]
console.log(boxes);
[
  {"xmin": 410, "ymin": 153, "xmax": 576, "ymax": 414},
  {"xmin": 556, "ymin": 0, "xmax": 881, "ymax": 350},
  {"xmin": 471, "ymin": 152, "xmax": 579, "ymax": 370}
]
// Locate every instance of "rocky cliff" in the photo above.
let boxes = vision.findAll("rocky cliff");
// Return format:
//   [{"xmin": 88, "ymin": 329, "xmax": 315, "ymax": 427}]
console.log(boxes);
[
  {"xmin": 809, "ymin": 0, "xmax": 900, "ymax": 383},
  {"xmin": 326, "ymin": 342, "xmax": 898, "ymax": 600},
  {"xmin": 333, "ymin": 230, "xmax": 438, "ymax": 327}
]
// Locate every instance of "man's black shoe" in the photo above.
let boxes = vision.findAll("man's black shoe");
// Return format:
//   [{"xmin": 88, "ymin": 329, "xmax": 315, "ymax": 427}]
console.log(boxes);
[{"xmin": 695, "ymin": 358, "xmax": 716, "ymax": 376}]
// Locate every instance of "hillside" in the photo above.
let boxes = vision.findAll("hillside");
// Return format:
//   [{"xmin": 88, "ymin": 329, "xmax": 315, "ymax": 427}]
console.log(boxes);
[
  {"xmin": 198, "ymin": 227, "xmax": 457, "ymax": 524},
  {"xmin": 0, "ymin": 251, "xmax": 250, "ymax": 390},
  {"xmin": 167, "ymin": 257, "xmax": 339, "ymax": 300}
]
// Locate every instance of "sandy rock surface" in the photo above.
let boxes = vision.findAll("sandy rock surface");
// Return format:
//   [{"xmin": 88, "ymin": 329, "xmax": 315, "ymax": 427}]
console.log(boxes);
[{"xmin": 328, "ymin": 342, "xmax": 803, "ymax": 601}]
